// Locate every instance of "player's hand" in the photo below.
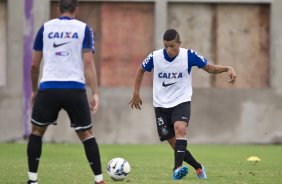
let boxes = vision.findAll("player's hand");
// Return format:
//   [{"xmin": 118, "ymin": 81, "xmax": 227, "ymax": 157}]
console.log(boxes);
[
  {"xmin": 90, "ymin": 93, "xmax": 99, "ymax": 116},
  {"xmin": 129, "ymin": 94, "xmax": 142, "ymax": 110},
  {"xmin": 227, "ymin": 66, "xmax": 237, "ymax": 84}
]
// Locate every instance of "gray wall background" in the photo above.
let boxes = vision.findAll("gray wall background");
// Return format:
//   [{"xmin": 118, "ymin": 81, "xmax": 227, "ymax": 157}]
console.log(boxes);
[{"xmin": 0, "ymin": 0, "xmax": 282, "ymax": 144}]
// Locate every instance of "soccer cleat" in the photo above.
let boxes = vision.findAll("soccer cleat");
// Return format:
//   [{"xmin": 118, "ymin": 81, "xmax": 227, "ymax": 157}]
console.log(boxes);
[
  {"xmin": 196, "ymin": 165, "xmax": 207, "ymax": 179},
  {"xmin": 27, "ymin": 180, "xmax": 38, "ymax": 184},
  {"xmin": 172, "ymin": 166, "xmax": 189, "ymax": 180}
]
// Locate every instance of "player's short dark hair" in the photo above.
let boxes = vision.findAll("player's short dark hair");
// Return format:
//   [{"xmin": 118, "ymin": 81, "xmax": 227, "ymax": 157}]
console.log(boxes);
[
  {"xmin": 163, "ymin": 29, "xmax": 180, "ymax": 42},
  {"xmin": 59, "ymin": 0, "xmax": 78, "ymax": 13}
]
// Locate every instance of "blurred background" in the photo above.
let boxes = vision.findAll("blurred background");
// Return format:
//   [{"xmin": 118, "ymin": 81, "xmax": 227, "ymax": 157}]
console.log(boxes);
[{"xmin": 0, "ymin": 0, "xmax": 281, "ymax": 144}]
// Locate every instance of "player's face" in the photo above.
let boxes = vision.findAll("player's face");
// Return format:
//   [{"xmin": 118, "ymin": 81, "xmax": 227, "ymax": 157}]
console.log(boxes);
[{"xmin": 163, "ymin": 39, "xmax": 181, "ymax": 58}]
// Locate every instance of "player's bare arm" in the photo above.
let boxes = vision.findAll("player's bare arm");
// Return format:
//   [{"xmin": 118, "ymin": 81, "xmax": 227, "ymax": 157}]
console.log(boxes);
[
  {"xmin": 83, "ymin": 51, "xmax": 99, "ymax": 115},
  {"xmin": 129, "ymin": 65, "xmax": 145, "ymax": 110},
  {"xmin": 203, "ymin": 64, "xmax": 237, "ymax": 84},
  {"xmin": 30, "ymin": 51, "xmax": 43, "ymax": 105}
]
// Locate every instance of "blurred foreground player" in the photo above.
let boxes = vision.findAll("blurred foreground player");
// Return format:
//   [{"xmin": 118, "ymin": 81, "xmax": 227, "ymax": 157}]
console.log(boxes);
[{"xmin": 26, "ymin": 0, "xmax": 106, "ymax": 183}]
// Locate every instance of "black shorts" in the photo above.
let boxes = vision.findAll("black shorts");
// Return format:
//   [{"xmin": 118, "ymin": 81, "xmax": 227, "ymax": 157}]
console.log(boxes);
[
  {"xmin": 154, "ymin": 101, "xmax": 191, "ymax": 141},
  {"xmin": 31, "ymin": 89, "xmax": 92, "ymax": 132}
]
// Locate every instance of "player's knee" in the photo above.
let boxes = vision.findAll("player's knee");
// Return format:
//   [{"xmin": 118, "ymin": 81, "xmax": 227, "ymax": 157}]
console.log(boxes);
[
  {"xmin": 174, "ymin": 123, "xmax": 186, "ymax": 137},
  {"xmin": 77, "ymin": 129, "xmax": 93, "ymax": 142},
  {"xmin": 31, "ymin": 125, "xmax": 47, "ymax": 136},
  {"xmin": 176, "ymin": 128, "xmax": 186, "ymax": 137}
]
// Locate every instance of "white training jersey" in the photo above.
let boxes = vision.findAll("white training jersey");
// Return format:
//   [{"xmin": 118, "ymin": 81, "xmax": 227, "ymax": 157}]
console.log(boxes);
[
  {"xmin": 142, "ymin": 48, "xmax": 207, "ymax": 108},
  {"xmin": 33, "ymin": 17, "xmax": 95, "ymax": 89}
]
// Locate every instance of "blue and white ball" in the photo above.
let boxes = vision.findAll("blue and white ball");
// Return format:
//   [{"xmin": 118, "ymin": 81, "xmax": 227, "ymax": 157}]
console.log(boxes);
[{"xmin": 106, "ymin": 157, "xmax": 131, "ymax": 181}]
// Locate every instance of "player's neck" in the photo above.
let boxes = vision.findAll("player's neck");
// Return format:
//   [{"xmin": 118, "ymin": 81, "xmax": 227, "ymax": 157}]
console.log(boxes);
[{"xmin": 60, "ymin": 13, "xmax": 75, "ymax": 19}]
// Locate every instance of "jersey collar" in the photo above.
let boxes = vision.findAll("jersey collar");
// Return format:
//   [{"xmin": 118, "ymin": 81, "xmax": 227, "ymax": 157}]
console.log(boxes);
[{"xmin": 59, "ymin": 16, "xmax": 73, "ymax": 20}]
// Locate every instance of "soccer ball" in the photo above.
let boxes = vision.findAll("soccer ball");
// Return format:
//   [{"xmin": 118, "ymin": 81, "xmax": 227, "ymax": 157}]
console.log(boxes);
[{"xmin": 106, "ymin": 157, "xmax": 131, "ymax": 181}]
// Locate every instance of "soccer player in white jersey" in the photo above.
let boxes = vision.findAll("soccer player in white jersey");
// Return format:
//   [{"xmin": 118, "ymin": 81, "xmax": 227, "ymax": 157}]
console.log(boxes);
[
  {"xmin": 129, "ymin": 29, "xmax": 236, "ymax": 180},
  {"xmin": 26, "ymin": 0, "xmax": 106, "ymax": 184}
]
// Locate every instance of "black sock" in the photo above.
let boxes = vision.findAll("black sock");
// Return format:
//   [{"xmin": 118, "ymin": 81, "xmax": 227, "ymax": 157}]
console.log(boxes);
[
  {"xmin": 174, "ymin": 139, "xmax": 187, "ymax": 170},
  {"xmin": 27, "ymin": 134, "xmax": 42, "ymax": 173},
  {"xmin": 184, "ymin": 149, "xmax": 202, "ymax": 170},
  {"xmin": 83, "ymin": 137, "xmax": 102, "ymax": 176}
]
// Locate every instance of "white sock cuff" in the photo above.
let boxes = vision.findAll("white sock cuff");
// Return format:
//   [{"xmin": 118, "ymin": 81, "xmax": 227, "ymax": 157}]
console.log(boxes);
[
  {"xmin": 95, "ymin": 174, "xmax": 103, "ymax": 183},
  {"xmin": 28, "ymin": 171, "xmax": 38, "ymax": 181},
  {"xmin": 176, "ymin": 138, "xmax": 187, "ymax": 141},
  {"xmin": 83, "ymin": 136, "xmax": 95, "ymax": 143}
]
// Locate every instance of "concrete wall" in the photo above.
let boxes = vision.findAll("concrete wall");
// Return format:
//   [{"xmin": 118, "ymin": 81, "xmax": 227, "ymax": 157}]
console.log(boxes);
[
  {"xmin": 168, "ymin": 3, "xmax": 270, "ymax": 88},
  {"xmin": 98, "ymin": 3, "xmax": 154, "ymax": 87},
  {"xmin": 190, "ymin": 88, "xmax": 282, "ymax": 144},
  {"xmin": 215, "ymin": 4, "xmax": 269, "ymax": 88},
  {"xmin": 0, "ymin": 0, "xmax": 282, "ymax": 144}
]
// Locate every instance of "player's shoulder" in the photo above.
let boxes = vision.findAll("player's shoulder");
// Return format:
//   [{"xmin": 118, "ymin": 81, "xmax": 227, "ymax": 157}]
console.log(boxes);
[
  {"xmin": 71, "ymin": 19, "xmax": 87, "ymax": 26},
  {"xmin": 187, "ymin": 49, "xmax": 202, "ymax": 59},
  {"xmin": 187, "ymin": 48, "xmax": 200, "ymax": 55},
  {"xmin": 44, "ymin": 18, "xmax": 58, "ymax": 26},
  {"xmin": 180, "ymin": 48, "xmax": 188, "ymax": 52},
  {"xmin": 152, "ymin": 49, "xmax": 164, "ymax": 57},
  {"xmin": 179, "ymin": 48, "xmax": 188, "ymax": 54},
  {"xmin": 154, "ymin": 48, "xmax": 163, "ymax": 54}
]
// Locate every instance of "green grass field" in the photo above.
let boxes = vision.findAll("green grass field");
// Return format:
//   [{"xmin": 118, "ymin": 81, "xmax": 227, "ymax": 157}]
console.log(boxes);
[{"xmin": 0, "ymin": 143, "xmax": 281, "ymax": 184}]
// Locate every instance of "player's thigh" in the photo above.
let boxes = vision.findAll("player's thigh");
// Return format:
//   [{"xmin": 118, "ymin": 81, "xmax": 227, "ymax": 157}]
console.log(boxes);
[
  {"xmin": 63, "ymin": 90, "xmax": 92, "ymax": 132},
  {"xmin": 31, "ymin": 90, "xmax": 61, "ymax": 126},
  {"xmin": 154, "ymin": 107, "xmax": 175, "ymax": 141},
  {"xmin": 171, "ymin": 101, "xmax": 191, "ymax": 125}
]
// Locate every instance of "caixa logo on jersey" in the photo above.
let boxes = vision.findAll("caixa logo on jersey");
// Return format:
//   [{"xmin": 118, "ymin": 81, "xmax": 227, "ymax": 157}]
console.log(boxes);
[
  {"xmin": 48, "ymin": 32, "xmax": 79, "ymax": 39},
  {"xmin": 158, "ymin": 72, "xmax": 183, "ymax": 79}
]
